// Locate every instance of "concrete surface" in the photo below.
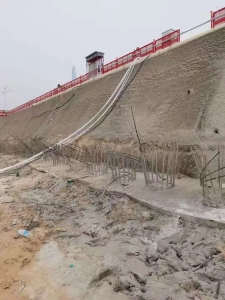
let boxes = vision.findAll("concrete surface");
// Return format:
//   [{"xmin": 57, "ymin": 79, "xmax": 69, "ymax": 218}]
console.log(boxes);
[{"xmin": 28, "ymin": 159, "xmax": 225, "ymax": 228}]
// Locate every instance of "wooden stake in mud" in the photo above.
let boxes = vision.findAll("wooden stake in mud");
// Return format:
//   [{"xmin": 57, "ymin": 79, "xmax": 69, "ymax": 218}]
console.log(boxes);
[
  {"xmin": 207, "ymin": 165, "xmax": 216, "ymax": 195},
  {"xmin": 200, "ymin": 150, "xmax": 205, "ymax": 198},
  {"xmin": 131, "ymin": 107, "xmax": 149, "ymax": 187},
  {"xmin": 91, "ymin": 149, "xmax": 94, "ymax": 175},
  {"xmin": 190, "ymin": 145, "xmax": 201, "ymax": 179},
  {"xmin": 162, "ymin": 146, "xmax": 166, "ymax": 189},
  {"xmin": 173, "ymin": 143, "xmax": 179, "ymax": 187},
  {"xmin": 220, "ymin": 149, "xmax": 223, "ymax": 199},
  {"xmin": 151, "ymin": 147, "xmax": 155, "ymax": 183},
  {"xmin": 131, "ymin": 151, "xmax": 134, "ymax": 181},
  {"xmin": 111, "ymin": 151, "xmax": 116, "ymax": 180},
  {"xmin": 155, "ymin": 147, "xmax": 158, "ymax": 188},
  {"xmin": 133, "ymin": 150, "xmax": 137, "ymax": 180},
  {"xmin": 218, "ymin": 146, "xmax": 221, "ymax": 198},
  {"xmin": 122, "ymin": 154, "xmax": 125, "ymax": 184},
  {"xmin": 94, "ymin": 149, "xmax": 97, "ymax": 175},
  {"xmin": 100, "ymin": 147, "xmax": 103, "ymax": 175},
  {"xmin": 171, "ymin": 145, "xmax": 176, "ymax": 187},
  {"xmin": 96, "ymin": 148, "xmax": 99, "ymax": 175},
  {"xmin": 166, "ymin": 144, "xmax": 171, "ymax": 187},
  {"xmin": 204, "ymin": 153, "xmax": 209, "ymax": 199},
  {"xmin": 124, "ymin": 153, "xmax": 128, "ymax": 182},
  {"xmin": 170, "ymin": 146, "xmax": 175, "ymax": 187},
  {"xmin": 222, "ymin": 150, "xmax": 224, "ymax": 199},
  {"xmin": 116, "ymin": 154, "xmax": 121, "ymax": 183},
  {"xmin": 106, "ymin": 152, "xmax": 110, "ymax": 173}
]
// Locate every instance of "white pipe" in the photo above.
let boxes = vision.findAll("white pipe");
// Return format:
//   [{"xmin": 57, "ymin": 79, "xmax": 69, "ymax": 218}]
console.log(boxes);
[
  {"xmin": 63, "ymin": 61, "xmax": 136, "ymax": 145},
  {"xmin": 58, "ymin": 59, "xmax": 138, "ymax": 146},
  {"xmin": 0, "ymin": 58, "xmax": 138, "ymax": 174}
]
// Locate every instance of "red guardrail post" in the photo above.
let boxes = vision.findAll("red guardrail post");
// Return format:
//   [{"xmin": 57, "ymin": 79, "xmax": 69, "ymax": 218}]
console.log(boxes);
[
  {"xmin": 152, "ymin": 40, "xmax": 156, "ymax": 53},
  {"xmin": 210, "ymin": 11, "xmax": 213, "ymax": 28},
  {"xmin": 177, "ymin": 29, "xmax": 181, "ymax": 42}
]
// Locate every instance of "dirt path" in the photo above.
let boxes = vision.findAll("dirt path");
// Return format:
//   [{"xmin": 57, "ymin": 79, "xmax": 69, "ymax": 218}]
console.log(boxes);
[{"xmin": 0, "ymin": 155, "xmax": 225, "ymax": 299}]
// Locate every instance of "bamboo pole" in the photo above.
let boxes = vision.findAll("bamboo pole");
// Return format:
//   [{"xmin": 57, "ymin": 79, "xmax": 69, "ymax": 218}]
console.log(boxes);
[
  {"xmin": 220, "ymin": 149, "xmax": 223, "ymax": 199},
  {"xmin": 166, "ymin": 144, "xmax": 170, "ymax": 187},
  {"xmin": 155, "ymin": 147, "xmax": 158, "ymax": 188},
  {"xmin": 173, "ymin": 143, "xmax": 179, "ymax": 187},
  {"xmin": 151, "ymin": 147, "xmax": 155, "ymax": 183},
  {"xmin": 122, "ymin": 154, "xmax": 125, "ymax": 184},
  {"xmin": 204, "ymin": 154, "xmax": 209, "ymax": 198},
  {"xmin": 218, "ymin": 146, "xmax": 221, "ymax": 199},
  {"xmin": 162, "ymin": 147, "xmax": 166, "ymax": 189}
]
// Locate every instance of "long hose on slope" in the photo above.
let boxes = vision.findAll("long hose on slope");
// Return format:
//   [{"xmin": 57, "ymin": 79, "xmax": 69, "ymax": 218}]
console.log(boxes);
[
  {"xmin": 0, "ymin": 58, "xmax": 139, "ymax": 175},
  {"xmin": 58, "ymin": 58, "xmax": 138, "ymax": 146}
]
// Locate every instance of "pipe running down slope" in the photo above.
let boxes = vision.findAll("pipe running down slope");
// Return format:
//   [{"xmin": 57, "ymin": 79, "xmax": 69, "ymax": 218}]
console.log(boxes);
[{"xmin": 0, "ymin": 58, "xmax": 139, "ymax": 175}]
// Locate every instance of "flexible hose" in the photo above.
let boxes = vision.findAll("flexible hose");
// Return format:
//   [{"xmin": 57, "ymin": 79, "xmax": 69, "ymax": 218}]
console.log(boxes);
[
  {"xmin": 60, "ymin": 59, "xmax": 138, "ymax": 146},
  {"xmin": 0, "ymin": 58, "xmax": 139, "ymax": 174}
]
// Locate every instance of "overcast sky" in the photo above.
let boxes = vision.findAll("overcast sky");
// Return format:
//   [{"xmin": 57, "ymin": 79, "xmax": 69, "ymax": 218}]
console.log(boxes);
[{"xmin": 0, "ymin": 0, "xmax": 224, "ymax": 109}]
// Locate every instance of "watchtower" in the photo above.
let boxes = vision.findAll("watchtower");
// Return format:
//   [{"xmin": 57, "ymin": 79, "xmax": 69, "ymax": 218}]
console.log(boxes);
[{"xmin": 85, "ymin": 51, "xmax": 104, "ymax": 79}]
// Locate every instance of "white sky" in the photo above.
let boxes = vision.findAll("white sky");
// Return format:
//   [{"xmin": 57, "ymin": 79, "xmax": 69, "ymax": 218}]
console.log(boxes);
[{"xmin": 0, "ymin": 0, "xmax": 224, "ymax": 109}]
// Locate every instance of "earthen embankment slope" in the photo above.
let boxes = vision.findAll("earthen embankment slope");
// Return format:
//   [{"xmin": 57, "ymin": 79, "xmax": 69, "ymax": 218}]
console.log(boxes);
[
  {"xmin": 0, "ymin": 26, "xmax": 225, "ymax": 144},
  {"xmin": 0, "ymin": 69, "xmax": 126, "ymax": 141},
  {"xmin": 90, "ymin": 26, "xmax": 225, "ymax": 142}
]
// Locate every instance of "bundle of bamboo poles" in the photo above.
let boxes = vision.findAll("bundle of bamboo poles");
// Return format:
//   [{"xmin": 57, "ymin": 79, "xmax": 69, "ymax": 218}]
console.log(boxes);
[
  {"xmin": 190, "ymin": 145, "xmax": 224, "ymax": 199},
  {"xmin": 0, "ymin": 132, "xmax": 179, "ymax": 190},
  {"xmin": 106, "ymin": 144, "xmax": 179, "ymax": 189}
]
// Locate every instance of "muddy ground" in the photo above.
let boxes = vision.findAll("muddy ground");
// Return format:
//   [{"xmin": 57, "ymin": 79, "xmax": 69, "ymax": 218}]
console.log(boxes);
[{"xmin": 0, "ymin": 155, "xmax": 225, "ymax": 299}]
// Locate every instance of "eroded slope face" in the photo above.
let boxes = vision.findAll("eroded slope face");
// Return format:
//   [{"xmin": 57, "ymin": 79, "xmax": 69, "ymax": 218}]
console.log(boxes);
[
  {"xmin": 90, "ymin": 27, "xmax": 225, "ymax": 141},
  {"xmin": 1, "ymin": 27, "xmax": 225, "ymax": 146}
]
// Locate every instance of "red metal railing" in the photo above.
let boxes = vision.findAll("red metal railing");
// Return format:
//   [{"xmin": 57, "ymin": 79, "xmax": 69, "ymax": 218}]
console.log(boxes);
[
  {"xmin": 0, "ymin": 110, "xmax": 7, "ymax": 116},
  {"xmin": 102, "ymin": 30, "xmax": 180, "ymax": 74},
  {"xmin": 8, "ymin": 69, "xmax": 102, "ymax": 114},
  {"xmin": 211, "ymin": 7, "xmax": 225, "ymax": 28},
  {"xmin": 1, "ymin": 30, "xmax": 181, "ymax": 115}
]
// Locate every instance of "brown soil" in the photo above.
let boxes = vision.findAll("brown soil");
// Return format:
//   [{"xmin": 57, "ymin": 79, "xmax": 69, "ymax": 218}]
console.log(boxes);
[{"xmin": 0, "ymin": 196, "xmax": 47, "ymax": 299}]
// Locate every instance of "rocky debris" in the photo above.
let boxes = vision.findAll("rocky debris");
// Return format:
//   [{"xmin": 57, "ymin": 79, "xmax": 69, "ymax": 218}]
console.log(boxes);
[
  {"xmin": 113, "ymin": 278, "xmax": 131, "ymax": 293},
  {"xmin": 141, "ymin": 211, "xmax": 155, "ymax": 221},
  {"xmin": 157, "ymin": 239, "xmax": 169, "ymax": 253},
  {"xmin": 202, "ymin": 196, "xmax": 223, "ymax": 208},
  {"xmin": 133, "ymin": 291, "xmax": 146, "ymax": 300},
  {"xmin": 82, "ymin": 224, "xmax": 102, "ymax": 238},
  {"xmin": 145, "ymin": 280, "xmax": 189, "ymax": 300},
  {"xmin": 145, "ymin": 242, "xmax": 158, "ymax": 260},
  {"xmin": 143, "ymin": 222, "xmax": 160, "ymax": 232},
  {"xmin": 126, "ymin": 257, "xmax": 150, "ymax": 280},
  {"xmin": 8, "ymin": 168, "xmax": 225, "ymax": 300},
  {"xmin": 57, "ymin": 231, "xmax": 80, "ymax": 238},
  {"xmin": 112, "ymin": 225, "xmax": 125, "ymax": 235},
  {"xmin": 28, "ymin": 216, "xmax": 40, "ymax": 230},
  {"xmin": 11, "ymin": 219, "xmax": 17, "ymax": 226},
  {"xmin": 89, "ymin": 268, "xmax": 114, "ymax": 287},
  {"xmin": 86, "ymin": 237, "xmax": 106, "ymax": 247},
  {"xmin": 113, "ymin": 275, "xmax": 139, "ymax": 294}
]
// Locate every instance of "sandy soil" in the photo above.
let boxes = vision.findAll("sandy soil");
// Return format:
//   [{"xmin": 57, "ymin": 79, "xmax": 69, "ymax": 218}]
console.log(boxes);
[
  {"xmin": 0, "ymin": 155, "xmax": 225, "ymax": 299},
  {"xmin": 0, "ymin": 177, "xmax": 48, "ymax": 299}
]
